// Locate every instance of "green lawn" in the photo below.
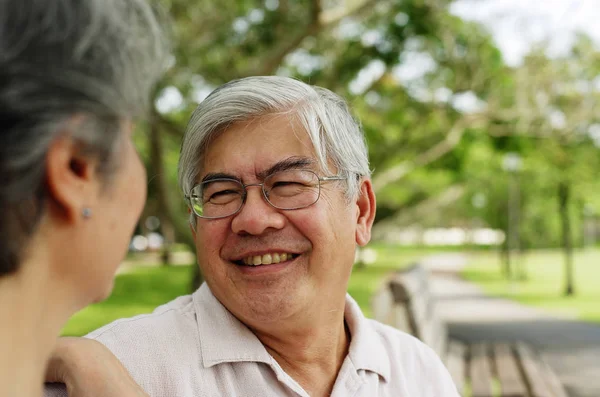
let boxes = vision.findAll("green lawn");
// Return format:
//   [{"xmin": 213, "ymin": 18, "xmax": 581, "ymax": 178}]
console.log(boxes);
[
  {"xmin": 347, "ymin": 244, "xmax": 428, "ymax": 317},
  {"xmin": 61, "ymin": 265, "xmax": 193, "ymax": 336},
  {"xmin": 463, "ymin": 249, "xmax": 600, "ymax": 324},
  {"xmin": 62, "ymin": 244, "xmax": 429, "ymax": 336}
]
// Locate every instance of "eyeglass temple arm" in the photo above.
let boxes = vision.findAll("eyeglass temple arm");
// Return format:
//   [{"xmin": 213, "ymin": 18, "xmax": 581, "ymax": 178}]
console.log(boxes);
[{"xmin": 320, "ymin": 175, "xmax": 348, "ymax": 181}]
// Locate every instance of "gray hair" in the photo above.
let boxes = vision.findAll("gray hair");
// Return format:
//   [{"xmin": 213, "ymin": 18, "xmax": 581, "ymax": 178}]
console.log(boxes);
[
  {"xmin": 178, "ymin": 76, "xmax": 370, "ymax": 224},
  {"xmin": 0, "ymin": 0, "xmax": 168, "ymax": 276}
]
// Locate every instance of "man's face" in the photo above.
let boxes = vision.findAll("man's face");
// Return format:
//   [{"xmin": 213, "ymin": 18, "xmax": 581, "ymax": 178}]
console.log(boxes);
[{"xmin": 192, "ymin": 114, "xmax": 373, "ymax": 327}]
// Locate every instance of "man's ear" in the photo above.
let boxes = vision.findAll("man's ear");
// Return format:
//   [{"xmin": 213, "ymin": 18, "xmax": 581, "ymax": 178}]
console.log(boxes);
[
  {"xmin": 355, "ymin": 178, "xmax": 376, "ymax": 246},
  {"xmin": 46, "ymin": 135, "xmax": 98, "ymax": 223}
]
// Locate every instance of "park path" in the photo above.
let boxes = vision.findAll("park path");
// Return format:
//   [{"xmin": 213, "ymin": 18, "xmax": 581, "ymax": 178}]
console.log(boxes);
[{"xmin": 421, "ymin": 253, "xmax": 600, "ymax": 397}]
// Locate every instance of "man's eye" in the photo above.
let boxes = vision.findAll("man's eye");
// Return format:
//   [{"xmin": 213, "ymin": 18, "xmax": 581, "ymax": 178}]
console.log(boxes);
[
  {"xmin": 207, "ymin": 190, "xmax": 240, "ymax": 203},
  {"xmin": 270, "ymin": 181, "xmax": 313, "ymax": 197},
  {"xmin": 272, "ymin": 180, "xmax": 305, "ymax": 187}
]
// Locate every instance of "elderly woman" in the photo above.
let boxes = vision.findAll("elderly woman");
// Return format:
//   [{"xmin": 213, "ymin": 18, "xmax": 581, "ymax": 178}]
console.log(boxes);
[{"xmin": 0, "ymin": 0, "xmax": 167, "ymax": 396}]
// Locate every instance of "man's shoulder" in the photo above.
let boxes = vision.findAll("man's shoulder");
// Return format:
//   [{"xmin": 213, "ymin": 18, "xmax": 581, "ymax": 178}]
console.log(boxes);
[
  {"xmin": 364, "ymin": 319, "xmax": 459, "ymax": 395},
  {"xmin": 77, "ymin": 293, "xmax": 211, "ymax": 395},
  {"xmin": 365, "ymin": 318, "xmax": 425, "ymax": 348}
]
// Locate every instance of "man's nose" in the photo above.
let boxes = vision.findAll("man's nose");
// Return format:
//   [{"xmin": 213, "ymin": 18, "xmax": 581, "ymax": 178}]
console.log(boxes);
[{"xmin": 230, "ymin": 185, "xmax": 285, "ymax": 235}]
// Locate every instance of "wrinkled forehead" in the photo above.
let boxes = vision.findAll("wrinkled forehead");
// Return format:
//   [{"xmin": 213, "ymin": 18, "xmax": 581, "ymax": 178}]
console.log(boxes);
[{"xmin": 198, "ymin": 114, "xmax": 329, "ymax": 180}]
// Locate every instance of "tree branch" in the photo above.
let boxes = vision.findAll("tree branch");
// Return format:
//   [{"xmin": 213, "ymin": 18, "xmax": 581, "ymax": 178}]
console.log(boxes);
[
  {"xmin": 148, "ymin": 110, "xmax": 197, "ymax": 255},
  {"xmin": 248, "ymin": 0, "xmax": 320, "ymax": 76},
  {"xmin": 372, "ymin": 113, "xmax": 486, "ymax": 193},
  {"xmin": 249, "ymin": 0, "xmax": 378, "ymax": 76},
  {"xmin": 372, "ymin": 184, "xmax": 466, "ymax": 238},
  {"xmin": 319, "ymin": 0, "xmax": 379, "ymax": 26},
  {"xmin": 155, "ymin": 113, "xmax": 184, "ymax": 139}
]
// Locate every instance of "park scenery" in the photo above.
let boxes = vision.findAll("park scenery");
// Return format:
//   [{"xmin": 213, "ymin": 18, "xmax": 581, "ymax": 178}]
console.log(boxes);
[{"xmin": 63, "ymin": 1, "xmax": 599, "ymax": 396}]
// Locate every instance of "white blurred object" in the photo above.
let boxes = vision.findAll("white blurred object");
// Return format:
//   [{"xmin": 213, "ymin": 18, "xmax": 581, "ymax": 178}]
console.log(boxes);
[
  {"xmin": 147, "ymin": 233, "xmax": 164, "ymax": 250},
  {"xmin": 375, "ymin": 227, "xmax": 505, "ymax": 246},
  {"xmin": 145, "ymin": 215, "xmax": 161, "ymax": 231},
  {"xmin": 355, "ymin": 247, "xmax": 378, "ymax": 264},
  {"xmin": 502, "ymin": 152, "xmax": 522, "ymax": 172},
  {"xmin": 130, "ymin": 235, "xmax": 148, "ymax": 251}
]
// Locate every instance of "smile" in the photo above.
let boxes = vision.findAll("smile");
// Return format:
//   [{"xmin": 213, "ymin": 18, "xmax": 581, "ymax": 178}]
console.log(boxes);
[{"xmin": 239, "ymin": 253, "xmax": 298, "ymax": 266}]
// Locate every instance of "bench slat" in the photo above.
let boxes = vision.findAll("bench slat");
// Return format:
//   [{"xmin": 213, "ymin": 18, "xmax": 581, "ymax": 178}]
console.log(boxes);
[
  {"xmin": 371, "ymin": 284, "xmax": 394, "ymax": 326},
  {"xmin": 470, "ymin": 343, "xmax": 494, "ymax": 397},
  {"xmin": 515, "ymin": 342, "xmax": 554, "ymax": 397},
  {"xmin": 391, "ymin": 304, "xmax": 412, "ymax": 332},
  {"xmin": 409, "ymin": 284, "xmax": 430, "ymax": 339},
  {"xmin": 383, "ymin": 265, "xmax": 567, "ymax": 397},
  {"xmin": 493, "ymin": 343, "xmax": 527, "ymax": 397},
  {"xmin": 430, "ymin": 304, "xmax": 447, "ymax": 357},
  {"xmin": 445, "ymin": 340, "xmax": 466, "ymax": 396},
  {"xmin": 539, "ymin": 354, "xmax": 569, "ymax": 397}
]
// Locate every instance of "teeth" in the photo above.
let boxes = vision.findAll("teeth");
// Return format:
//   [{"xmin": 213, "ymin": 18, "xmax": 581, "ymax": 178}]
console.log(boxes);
[{"xmin": 242, "ymin": 253, "xmax": 294, "ymax": 266}]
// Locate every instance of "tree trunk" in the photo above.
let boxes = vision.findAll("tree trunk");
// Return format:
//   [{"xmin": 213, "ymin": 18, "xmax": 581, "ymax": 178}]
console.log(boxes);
[
  {"xmin": 508, "ymin": 172, "xmax": 524, "ymax": 280},
  {"xmin": 149, "ymin": 112, "xmax": 175, "ymax": 266},
  {"xmin": 500, "ymin": 239, "xmax": 510, "ymax": 279},
  {"xmin": 148, "ymin": 112, "xmax": 203, "ymax": 289},
  {"xmin": 558, "ymin": 181, "xmax": 575, "ymax": 296}
]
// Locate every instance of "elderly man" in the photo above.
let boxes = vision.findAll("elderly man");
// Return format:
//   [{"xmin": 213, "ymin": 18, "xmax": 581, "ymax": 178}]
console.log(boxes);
[{"xmin": 47, "ymin": 76, "xmax": 458, "ymax": 397}]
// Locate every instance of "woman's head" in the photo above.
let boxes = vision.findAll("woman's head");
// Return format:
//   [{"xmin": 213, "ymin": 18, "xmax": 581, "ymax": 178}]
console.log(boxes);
[{"xmin": 0, "ymin": 0, "xmax": 168, "ymax": 282}]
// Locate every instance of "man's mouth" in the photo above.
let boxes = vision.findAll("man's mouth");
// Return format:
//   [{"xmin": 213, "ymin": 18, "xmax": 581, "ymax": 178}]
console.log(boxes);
[{"xmin": 236, "ymin": 253, "xmax": 299, "ymax": 266}]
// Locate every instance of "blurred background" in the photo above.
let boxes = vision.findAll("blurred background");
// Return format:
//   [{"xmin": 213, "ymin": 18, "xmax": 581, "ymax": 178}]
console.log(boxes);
[{"xmin": 63, "ymin": 0, "xmax": 600, "ymax": 395}]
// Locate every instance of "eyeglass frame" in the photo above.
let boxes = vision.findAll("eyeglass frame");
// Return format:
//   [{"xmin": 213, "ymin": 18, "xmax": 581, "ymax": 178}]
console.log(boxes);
[{"xmin": 184, "ymin": 169, "xmax": 347, "ymax": 219}]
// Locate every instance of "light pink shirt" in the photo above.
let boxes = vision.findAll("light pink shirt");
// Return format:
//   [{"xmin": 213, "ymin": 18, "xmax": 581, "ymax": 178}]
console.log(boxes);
[{"xmin": 46, "ymin": 283, "xmax": 458, "ymax": 396}]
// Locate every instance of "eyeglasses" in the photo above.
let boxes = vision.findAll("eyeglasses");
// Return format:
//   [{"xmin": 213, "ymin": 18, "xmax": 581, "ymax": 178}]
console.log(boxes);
[{"xmin": 185, "ymin": 169, "xmax": 346, "ymax": 219}]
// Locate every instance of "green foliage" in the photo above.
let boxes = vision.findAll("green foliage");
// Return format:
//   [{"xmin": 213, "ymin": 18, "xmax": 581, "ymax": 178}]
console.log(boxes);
[
  {"xmin": 140, "ymin": 0, "xmax": 512, "ymax": 265},
  {"xmin": 137, "ymin": 1, "xmax": 600, "ymax": 270}
]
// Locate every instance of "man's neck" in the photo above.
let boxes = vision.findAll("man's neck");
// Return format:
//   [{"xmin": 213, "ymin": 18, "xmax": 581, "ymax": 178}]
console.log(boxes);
[
  {"xmin": 0, "ymin": 258, "xmax": 71, "ymax": 397},
  {"xmin": 250, "ymin": 300, "xmax": 351, "ymax": 397}
]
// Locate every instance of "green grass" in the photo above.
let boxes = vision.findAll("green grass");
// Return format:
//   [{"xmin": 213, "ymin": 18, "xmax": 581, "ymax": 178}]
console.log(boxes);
[
  {"xmin": 62, "ymin": 244, "xmax": 433, "ymax": 336},
  {"xmin": 61, "ymin": 265, "xmax": 194, "ymax": 336},
  {"xmin": 463, "ymin": 249, "xmax": 600, "ymax": 324}
]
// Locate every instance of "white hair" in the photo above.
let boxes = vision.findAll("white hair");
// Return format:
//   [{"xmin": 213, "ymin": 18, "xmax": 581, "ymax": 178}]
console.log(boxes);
[{"xmin": 178, "ymin": 76, "xmax": 371, "ymax": 223}]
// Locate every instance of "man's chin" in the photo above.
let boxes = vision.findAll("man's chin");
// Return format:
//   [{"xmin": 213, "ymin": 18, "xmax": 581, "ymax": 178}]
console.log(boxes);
[{"xmin": 238, "ymin": 292, "xmax": 304, "ymax": 325}]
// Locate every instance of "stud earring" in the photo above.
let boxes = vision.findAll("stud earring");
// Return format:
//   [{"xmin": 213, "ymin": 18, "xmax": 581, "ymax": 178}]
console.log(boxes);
[{"xmin": 82, "ymin": 207, "xmax": 92, "ymax": 219}]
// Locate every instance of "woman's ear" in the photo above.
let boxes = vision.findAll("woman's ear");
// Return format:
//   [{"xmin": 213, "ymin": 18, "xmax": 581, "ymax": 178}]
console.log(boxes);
[
  {"xmin": 45, "ymin": 135, "xmax": 99, "ymax": 223},
  {"xmin": 355, "ymin": 178, "xmax": 376, "ymax": 247}
]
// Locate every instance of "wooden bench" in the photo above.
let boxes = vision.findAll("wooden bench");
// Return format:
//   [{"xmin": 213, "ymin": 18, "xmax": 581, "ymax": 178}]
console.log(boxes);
[{"xmin": 371, "ymin": 264, "xmax": 568, "ymax": 397}]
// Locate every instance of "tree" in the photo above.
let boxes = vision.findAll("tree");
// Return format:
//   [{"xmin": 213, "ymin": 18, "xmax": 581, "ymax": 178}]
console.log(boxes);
[{"xmin": 145, "ymin": 0, "xmax": 509, "ymax": 283}]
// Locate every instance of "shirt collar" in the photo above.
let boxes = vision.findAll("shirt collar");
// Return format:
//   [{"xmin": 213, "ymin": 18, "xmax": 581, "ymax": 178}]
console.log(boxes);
[
  {"xmin": 193, "ymin": 283, "xmax": 390, "ymax": 381},
  {"xmin": 344, "ymin": 293, "xmax": 391, "ymax": 381},
  {"xmin": 193, "ymin": 283, "xmax": 273, "ymax": 368}
]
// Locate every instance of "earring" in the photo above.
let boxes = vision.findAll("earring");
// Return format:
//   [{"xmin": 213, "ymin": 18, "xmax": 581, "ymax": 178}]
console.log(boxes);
[{"xmin": 82, "ymin": 207, "xmax": 92, "ymax": 219}]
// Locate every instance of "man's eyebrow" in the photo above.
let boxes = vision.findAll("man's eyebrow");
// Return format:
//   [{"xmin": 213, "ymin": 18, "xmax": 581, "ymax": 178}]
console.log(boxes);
[
  {"xmin": 257, "ymin": 157, "xmax": 316, "ymax": 179},
  {"xmin": 200, "ymin": 157, "xmax": 316, "ymax": 183},
  {"xmin": 201, "ymin": 172, "xmax": 240, "ymax": 183}
]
